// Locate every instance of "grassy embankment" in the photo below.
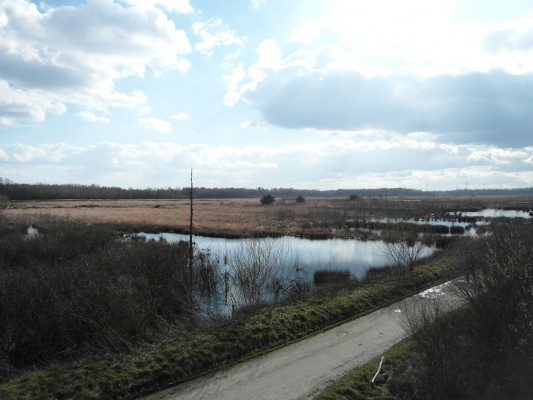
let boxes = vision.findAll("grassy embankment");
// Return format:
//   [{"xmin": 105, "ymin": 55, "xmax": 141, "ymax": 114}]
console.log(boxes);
[
  {"xmin": 0, "ymin": 254, "xmax": 456, "ymax": 400},
  {"xmin": 313, "ymin": 338, "xmax": 414, "ymax": 400}
]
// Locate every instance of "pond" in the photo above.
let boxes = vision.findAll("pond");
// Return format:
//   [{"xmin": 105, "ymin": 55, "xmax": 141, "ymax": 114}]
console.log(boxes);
[
  {"xmin": 451, "ymin": 209, "xmax": 532, "ymax": 219},
  {"xmin": 137, "ymin": 232, "xmax": 436, "ymax": 280},
  {"xmin": 357, "ymin": 208, "xmax": 532, "ymax": 234},
  {"xmin": 364, "ymin": 217, "xmax": 486, "ymax": 228}
]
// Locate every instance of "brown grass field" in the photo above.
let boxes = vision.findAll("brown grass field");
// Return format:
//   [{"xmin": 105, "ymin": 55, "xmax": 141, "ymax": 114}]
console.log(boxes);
[{"xmin": 3, "ymin": 195, "xmax": 532, "ymax": 238}]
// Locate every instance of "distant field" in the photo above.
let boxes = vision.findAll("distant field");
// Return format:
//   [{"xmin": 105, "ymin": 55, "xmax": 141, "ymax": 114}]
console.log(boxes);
[
  {"xmin": 4, "ymin": 195, "xmax": 532, "ymax": 237},
  {"xmin": 4, "ymin": 198, "xmax": 291, "ymax": 236}
]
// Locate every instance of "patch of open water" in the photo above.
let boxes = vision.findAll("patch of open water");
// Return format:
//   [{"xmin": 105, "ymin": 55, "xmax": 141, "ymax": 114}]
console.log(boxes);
[
  {"xmin": 451, "ymin": 209, "xmax": 532, "ymax": 219},
  {"xmin": 137, "ymin": 232, "xmax": 436, "ymax": 280}
]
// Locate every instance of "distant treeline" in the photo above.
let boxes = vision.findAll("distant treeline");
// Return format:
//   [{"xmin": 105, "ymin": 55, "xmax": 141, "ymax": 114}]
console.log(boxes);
[{"xmin": 1, "ymin": 178, "xmax": 532, "ymax": 201}]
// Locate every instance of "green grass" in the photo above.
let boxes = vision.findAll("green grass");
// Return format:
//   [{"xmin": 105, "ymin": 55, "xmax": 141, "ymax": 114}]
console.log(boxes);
[
  {"xmin": 0, "ymin": 256, "xmax": 457, "ymax": 400},
  {"xmin": 313, "ymin": 339, "xmax": 414, "ymax": 400}
]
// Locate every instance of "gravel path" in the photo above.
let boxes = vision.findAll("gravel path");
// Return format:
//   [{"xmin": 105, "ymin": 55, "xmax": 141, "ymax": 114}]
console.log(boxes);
[{"xmin": 143, "ymin": 282, "xmax": 459, "ymax": 400}]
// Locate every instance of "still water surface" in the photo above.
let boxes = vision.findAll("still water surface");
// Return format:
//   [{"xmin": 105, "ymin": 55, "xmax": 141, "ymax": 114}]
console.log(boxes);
[
  {"xmin": 138, "ymin": 207, "xmax": 531, "ymax": 280},
  {"xmin": 452, "ymin": 209, "xmax": 531, "ymax": 219},
  {"xmin": 138, "ymin": 232, "xmax": 436, "ymax": 279}
]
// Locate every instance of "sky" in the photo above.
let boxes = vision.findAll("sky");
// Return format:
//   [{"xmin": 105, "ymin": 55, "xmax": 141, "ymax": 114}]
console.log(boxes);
[{"xmin": 1, "ymin": 0, "xmax": 532, "ymax": 191}]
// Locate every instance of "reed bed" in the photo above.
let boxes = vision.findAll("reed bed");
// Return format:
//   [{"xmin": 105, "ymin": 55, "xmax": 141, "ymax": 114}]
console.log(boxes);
[{"xmin": 5, "ymin": 195, "xmax": 529, "ymax": 239}]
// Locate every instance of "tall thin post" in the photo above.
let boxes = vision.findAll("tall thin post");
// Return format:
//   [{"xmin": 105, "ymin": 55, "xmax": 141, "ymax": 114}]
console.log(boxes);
[{"xmin": 189, "ymin": 169, "xmax": 194, "ymax": 289}]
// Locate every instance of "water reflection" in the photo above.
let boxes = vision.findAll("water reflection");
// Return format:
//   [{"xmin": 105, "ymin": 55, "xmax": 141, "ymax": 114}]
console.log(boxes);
[
  {"xmin": 452, "ymin": 209, "xmax": 532, "ymax": 219},
  {"xmin": 364, "ymin": 217, "xmax": 486, "ymax": 228},
  {"xmin": 26, "ymin": 225, "xmax": 39, "ymax": 239},
  {"xmin": 137, "ymin": 232, "xmax": 436, "ymax": 280}
]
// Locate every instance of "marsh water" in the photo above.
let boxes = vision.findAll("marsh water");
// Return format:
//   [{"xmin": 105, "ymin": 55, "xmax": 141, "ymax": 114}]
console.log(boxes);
[
  {"xmin": 136, "ymin": 208, "xmax": 530, "ymax": 314},
  {"xmin": 450, "ymin": 209, "xmax": 532, "ymax": 219},
  {"xmin": 137, "ymin": 208, "xmax": 531, "ymax": 281},
  {"xmin": 138, "ymin": 232, "xmax": 436, "ymax": 280}
]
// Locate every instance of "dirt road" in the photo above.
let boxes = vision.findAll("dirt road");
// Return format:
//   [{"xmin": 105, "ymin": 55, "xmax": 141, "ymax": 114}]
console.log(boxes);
[{"xmin": 143, "ymin": 282, "xmax": 459, "ymax": 400}]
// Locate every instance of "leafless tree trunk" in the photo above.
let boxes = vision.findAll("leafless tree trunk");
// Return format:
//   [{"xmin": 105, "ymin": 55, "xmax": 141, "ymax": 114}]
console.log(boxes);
[
  {"xmin": 226, "ymin": 238, "xmax": 292, "ymax": 307},
  {"xmin": 379, "ymin": 238, "xmax": 426, "ymax": 271},
  {"xmin": 189, "ymin": 169, "xmax": 194, "ymax": 289}
]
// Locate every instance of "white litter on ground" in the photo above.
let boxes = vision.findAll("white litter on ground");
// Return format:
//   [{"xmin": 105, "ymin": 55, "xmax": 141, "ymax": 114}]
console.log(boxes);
[
  {"xmin": 420, "ymin": 288, "xmax": 444, "ymax": 298},
  {"xmin": 419, "ymin": 281, "xmax": 452, "ymax": 298}
]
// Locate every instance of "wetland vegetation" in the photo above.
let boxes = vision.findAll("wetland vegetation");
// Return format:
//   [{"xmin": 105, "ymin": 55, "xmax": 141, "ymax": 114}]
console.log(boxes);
[
  {"xmin": 0, "ymin": 186, "xmax": 531, "ymax": 399},
  {"xmin": 315, "ymin": 220, "xmax": 533, "ymax": 400}
]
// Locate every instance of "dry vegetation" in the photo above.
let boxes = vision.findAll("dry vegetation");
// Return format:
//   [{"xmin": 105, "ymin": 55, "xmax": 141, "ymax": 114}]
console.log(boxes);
[
  {"xmin": 4, "ymin": 195, "xmax": 531, "ymax": 238},
  {"xmin": 4, "ymin": 198, "xmax": 275, "ymax": 236}
]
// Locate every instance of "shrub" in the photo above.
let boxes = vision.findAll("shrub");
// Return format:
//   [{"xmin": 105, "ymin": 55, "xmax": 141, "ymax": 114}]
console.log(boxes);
[
  {"xmin": 260, "ymin": 194, "xmax": 276, "ymax": 205},
  {"xmin": 389, "ymin": 221, "xmax": 533, "ymax": 399},
  {"xmin": 0, "ymin": 218, "xmax": 193, "ymax": 378},
  {"xmin": 313, "ymin": 269, "xmax": 353, "ymax": 286},
  {"xmin": 449, "ymin": 225, "xmax": 465, "ymax": 235}
]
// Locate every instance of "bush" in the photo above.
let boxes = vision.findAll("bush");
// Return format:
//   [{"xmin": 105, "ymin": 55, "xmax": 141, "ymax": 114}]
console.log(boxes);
[
  {"xmin": 313, "ymin": 269, "xmax": 353, "ymax": 286},
  {"xmin": 449, "ymin": 225, "xmax": 465, "ymax": 235},
  {"xmin": 0, "ymin": 218, "xmax": 193, "ymax": 378},
  {"xmin": 260, "ymin": 194, "xmax": 276, "ymax": 205},
  {"xmin": 389, "ymin": 221, "xmax": 533, "ymax": 399}
]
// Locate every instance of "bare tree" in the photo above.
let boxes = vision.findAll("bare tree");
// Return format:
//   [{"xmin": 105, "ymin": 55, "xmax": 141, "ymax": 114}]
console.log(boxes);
[
  {"xmin": 0, "ymin": 194, "xmax": 8, "ymax": 210},
  {"xmin": 226, "ymin": 238, "xmax": 292, "ymax": 307},
  {"xmin": 379, "ymin": 237, "xmax": 426, "ymax": 271}
]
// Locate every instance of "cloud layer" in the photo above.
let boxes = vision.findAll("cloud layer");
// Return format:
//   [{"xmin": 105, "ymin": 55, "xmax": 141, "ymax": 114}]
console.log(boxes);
[
  {"xmin": 0, "ymin": 0, "xmax": 191, "ymax": 124},
  {"xmin": 1, "ymin": 138, "xmax": 531, "ymax": 189},
  {"xmin": 1, "ymin": 0, "xmax": 532, "ymax": 190},
  {"xmin": 247, "ymin": 69, "xmax": 533, "ymax": 147}
]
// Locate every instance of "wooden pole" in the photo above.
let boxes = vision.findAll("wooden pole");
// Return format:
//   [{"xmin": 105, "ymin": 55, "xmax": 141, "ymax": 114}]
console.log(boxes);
[{"xmin": 189, "ymin": 169, "xmax": 194, "ymax": 289}]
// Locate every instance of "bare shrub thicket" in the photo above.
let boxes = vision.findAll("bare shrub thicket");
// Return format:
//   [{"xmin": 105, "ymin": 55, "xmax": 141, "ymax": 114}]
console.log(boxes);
[
  {"xmin": 389, "ymin": 221, "xmax": 533, "ymax": 400},
  {"xmin": 313, "ymin": 269, "xmax": 353, "ymax": 286},
  {"xmin": 379, "ymin": 240, "xmax": 426, "ymax": 272},
  {"xmin": 225, "ymin": 238, "xmax": 300, "ymax": 308},
  {"xmin": 0, "ymin": 195, "xmax": 8, "ymax": 210},
  {"xmin": 379, "ymin": 227, "xmax": 427, "ymax": 271},
  {"xmin": 0, "ymin": 217, "xmax": 193, "ymax": 379}
]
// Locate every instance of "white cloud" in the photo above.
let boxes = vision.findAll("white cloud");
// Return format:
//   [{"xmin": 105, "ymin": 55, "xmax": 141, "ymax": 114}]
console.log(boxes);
[
  {"xmin": 251, "ymin": 0, "xmax": 266, "ymax": 9},
  {"xmin": 77, "ymin": 111, "xmax": 110, "ymax": 124},
  {"xmin": 248, "ymin": 39, "xmax": 282, "ymax": 79},
  {"xmin": 124, "ymin": 0, "xmax": 193, "ymax": 14},
  {"xmin": 0, "ymin": 80, "xmax": 67, "ymax": 124},
  {"xmin": 224, "ymin": 39, "xmax": 289, "ymax": 106},
  {"xmin": 193, "ymin": 18, "xmax": 244, "ymax": 56},
  {"xmin": 290, "ymin": 20, "xmax": 325, "ymax": 45},
  {"xmin": 139, "ymin": 117, "xmax": 172, "ymax": 132},
  {"xmin": 285, "ymin": 2, "xmax": 533, "ymax": 80},
  {"xmin": 171, "ymin": 112, "xmax": 190, "ymax": 121},
  {"xmin": 0, "ymin": 0, "xmax": 191, "ymax": 124},
  {"xmin": 2, "ymin": 143, "xmax": 87, "ymax": 163},
  {"xmin": 2, "ymin": 139, "xmax": 532, "ymax": 189},
  {"xmin": 0, "ymin": 117, "xmax": 14, "ymax": 126},
  {"xmin": 223, "ymin": 64, "xmax": 245, "ymax": 106},
  {"xmin": 467, "ymin": 148, "xmax": 530, "ymax": 165}
]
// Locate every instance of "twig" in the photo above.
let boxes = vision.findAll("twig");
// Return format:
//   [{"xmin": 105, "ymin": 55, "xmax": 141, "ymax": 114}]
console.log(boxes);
[{"xmin": 371, "ymin": 356, "xmax": 385, "ymax": 383}]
